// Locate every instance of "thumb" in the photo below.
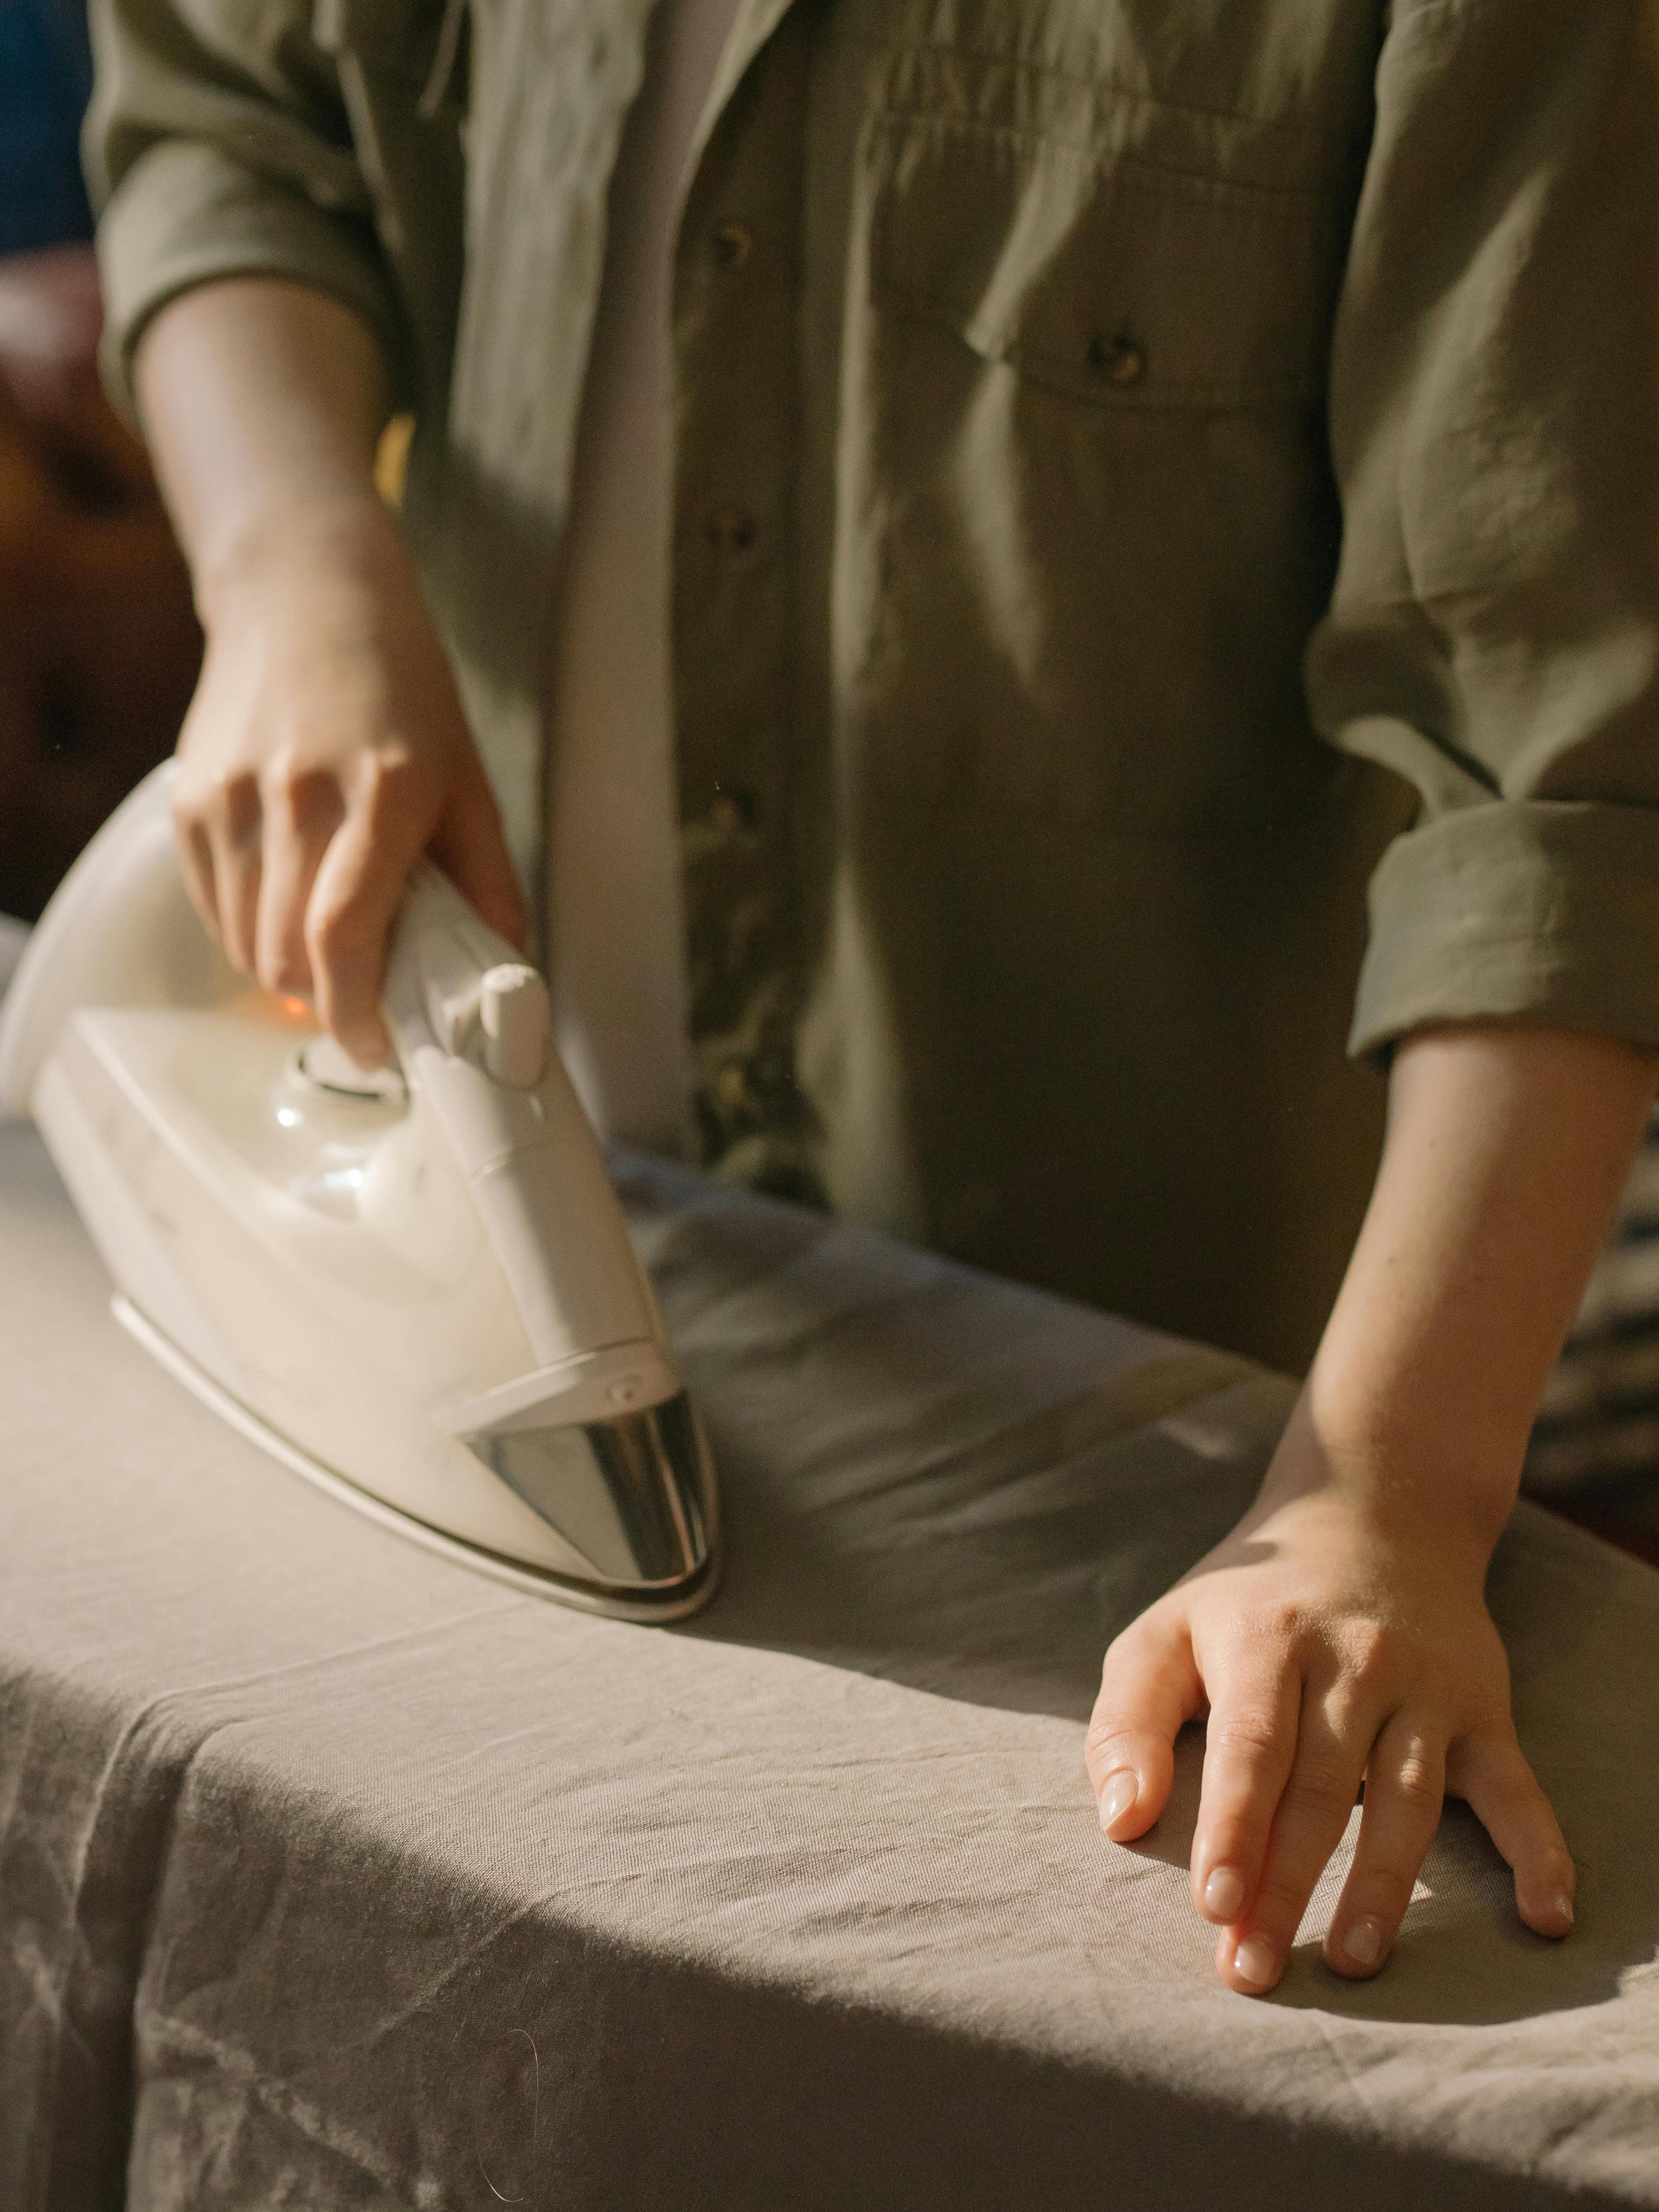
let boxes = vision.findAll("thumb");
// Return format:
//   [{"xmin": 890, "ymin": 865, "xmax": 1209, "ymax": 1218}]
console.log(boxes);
[
  {"xmin": 1086, "ymin": 1610, "xmax": 1204, "ymax": 1842},
  {"xmin": 429, "ymin": 758, "xmax": 529, "ymax": 952}
]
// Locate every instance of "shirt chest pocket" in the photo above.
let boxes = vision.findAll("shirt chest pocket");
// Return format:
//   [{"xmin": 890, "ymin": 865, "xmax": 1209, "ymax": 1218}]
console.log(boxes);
[{"xmin": 867, "ymin": 111, "xmax": 1350, "ymax": 413}]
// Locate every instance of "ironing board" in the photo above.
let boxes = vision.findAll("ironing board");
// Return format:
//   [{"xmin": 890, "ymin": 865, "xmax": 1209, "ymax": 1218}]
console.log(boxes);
[{"xmin": 3, "ymin": 1118, "xmax": 1658, "ymax": 2210}]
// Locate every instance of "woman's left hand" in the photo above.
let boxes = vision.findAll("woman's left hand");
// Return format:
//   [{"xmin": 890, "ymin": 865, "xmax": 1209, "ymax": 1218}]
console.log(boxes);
[{"xmin": 1083, "ymin": 1391, "xmax": 1575, "ymax": 1995}]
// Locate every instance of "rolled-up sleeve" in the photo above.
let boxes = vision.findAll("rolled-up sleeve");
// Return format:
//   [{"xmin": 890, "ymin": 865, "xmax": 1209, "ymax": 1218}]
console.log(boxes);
[
  {"xmin": 1305, "ymin": 0, "xmax": 1659, "ymax": 1058},
  {"xmin": 85, "ymin": 0, "xmax": 408, "ymax": 412}
]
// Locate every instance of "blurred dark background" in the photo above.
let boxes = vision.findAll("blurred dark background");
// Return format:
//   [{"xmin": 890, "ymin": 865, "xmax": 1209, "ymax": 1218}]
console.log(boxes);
[{"xmin": 0, "ymin": 0, "xmax": 200, "ymax": 922}]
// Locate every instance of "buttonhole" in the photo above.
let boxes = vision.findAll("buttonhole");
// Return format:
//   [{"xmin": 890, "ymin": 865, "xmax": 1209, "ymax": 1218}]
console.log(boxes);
[
  {"xmin": 1087, "ymin": 328, "xmax": 1145, "ymax": 388},
  {"xmin": 706, "ymin": 506, "xmax": 757, "ymax": 551},
  {"xmin": 713, "ymin": 221, "xmax": 754, "ymax": 269}
]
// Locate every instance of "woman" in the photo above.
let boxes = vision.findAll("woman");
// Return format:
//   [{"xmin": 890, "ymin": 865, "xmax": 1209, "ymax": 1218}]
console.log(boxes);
[{"xmin": 87, "ymin": 0, "xmax": 1659, "ymax": 1993}]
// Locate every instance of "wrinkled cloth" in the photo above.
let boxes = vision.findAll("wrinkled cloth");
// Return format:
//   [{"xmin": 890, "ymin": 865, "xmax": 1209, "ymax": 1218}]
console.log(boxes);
[
  {"xmin": 84, "ymin": 0, "xmax": 1659, "ymax": 1371},
  {"xmin": 3, "ymin": 1120, "xmax": 1659, "ymax": 2210}
]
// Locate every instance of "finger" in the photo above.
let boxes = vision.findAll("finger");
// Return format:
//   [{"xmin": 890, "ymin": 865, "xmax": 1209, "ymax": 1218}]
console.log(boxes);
[
  {"xmin": 172, "ymin": 797, "xmax": 221, "ymax": 946},
  {"xmin": 198, "ymin": 772, "xmax": 263, "ymax": 973},
  {"xmin": 305, "ymin": 752, "xmax": 434, "ymax": 1067},
  {"xmin": 1324, "ymin": 1715, "xmax": 1446, "ymax": 1978},
  {"xmin": 427, "ymin": 759, "xmax": 528, "ymax": 951},
  {"xmin": 1189, "ymin": 1654, "xmax": 1301, "ymax": 1930},
  {"xmin": 1086, "ymin": 1613, "xmax": 1204, "ymax": 1842},
  {"xmin": 1221, "ymin": 1698, "xmax": 1372, "ymax": 1995},
  {"xmin": 1450, "ymin": 1720, "xmax": 1575, "ymax": 1939},
  {"xmin": 254, "ymin": 761, "xmax": 345, "ymax": 997}
]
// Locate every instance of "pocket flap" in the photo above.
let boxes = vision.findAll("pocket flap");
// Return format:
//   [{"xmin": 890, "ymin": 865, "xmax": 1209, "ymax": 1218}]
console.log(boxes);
[{"xmin": 871, "ymin": 115, "xmax": 1347, "ymax": 411}]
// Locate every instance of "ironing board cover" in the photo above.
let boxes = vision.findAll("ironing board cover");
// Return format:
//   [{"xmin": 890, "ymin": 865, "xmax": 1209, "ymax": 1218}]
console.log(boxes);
[{"xmin": 2, "ymin": 1121, "xmax": 1657, "ymax": 2210}]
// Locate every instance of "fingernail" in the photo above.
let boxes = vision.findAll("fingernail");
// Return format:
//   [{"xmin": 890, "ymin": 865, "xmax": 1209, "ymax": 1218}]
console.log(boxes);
[
  {"xmin": 1233, "ymin": 1937, "xmax": 1278, "ymax": 1990},
  {"xmin": 1553, "ymin": 1892, "xmax": 1575, "ymax": 1930},
  {"xmin": 1203, "ymin": 1867, "xmax": 1246, "ymax": 1922},
  {"xmin": 1343, "ymin": 1916, "xmax": 1384, "ymax": 1969},
  {"xmin": 1098, "ymin": 1771, "xmax": 1138, "ymax": 1835}
]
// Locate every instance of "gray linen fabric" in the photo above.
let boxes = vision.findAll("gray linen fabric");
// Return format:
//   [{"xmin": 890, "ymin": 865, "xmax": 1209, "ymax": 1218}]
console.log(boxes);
[{"xmin": 3, "ymin": 1119, "xmax": 1659, "ymax": 2209}]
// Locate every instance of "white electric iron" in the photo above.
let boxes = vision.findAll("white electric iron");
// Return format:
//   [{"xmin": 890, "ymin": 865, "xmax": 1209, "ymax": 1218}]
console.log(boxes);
[{"xmin": 0, "ymin": 763, "xmax": 718, "ymax": 1620}]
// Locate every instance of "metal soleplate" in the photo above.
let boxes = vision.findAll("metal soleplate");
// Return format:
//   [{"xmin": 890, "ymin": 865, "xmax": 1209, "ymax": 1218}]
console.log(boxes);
[{"xmin": 112, "ymin": 1294, "xmax": 722, "ymax": 1623}]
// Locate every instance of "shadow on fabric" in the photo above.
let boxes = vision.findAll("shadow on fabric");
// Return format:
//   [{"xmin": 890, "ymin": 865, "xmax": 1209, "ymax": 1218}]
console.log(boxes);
[{"xmin": 619, "ymin": 1156, "xmax": 1659, "ymax": 2032}]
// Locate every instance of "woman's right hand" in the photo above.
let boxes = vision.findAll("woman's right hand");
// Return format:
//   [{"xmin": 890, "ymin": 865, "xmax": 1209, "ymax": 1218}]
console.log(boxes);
[
  {"xmin": 131, "ymin": 279, "xmax": 524, "ymax": 1068},
  {"xmin": 173, "ymin": 498, "xmax": 526, "ymax": 1068}
]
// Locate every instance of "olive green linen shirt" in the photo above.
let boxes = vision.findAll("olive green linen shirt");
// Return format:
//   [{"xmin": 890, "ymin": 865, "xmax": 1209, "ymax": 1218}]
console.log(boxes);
[{"xmin": 86, "ymin": 0, "xmax": 1659, "ymax": 1370}]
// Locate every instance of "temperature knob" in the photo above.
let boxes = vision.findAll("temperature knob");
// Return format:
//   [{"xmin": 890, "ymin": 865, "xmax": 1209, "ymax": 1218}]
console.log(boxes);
[{"xmin": 480, "ymin": 964, "xmax": 550, "ymax": 1089}]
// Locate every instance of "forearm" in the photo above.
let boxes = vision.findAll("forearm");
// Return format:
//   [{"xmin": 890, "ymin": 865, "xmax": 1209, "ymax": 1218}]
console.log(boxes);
[
  {"xmin": 133, "ymin": 279, "xmax": 391, "ymax": 607},
  {"xmin": 1286, "ymin": 1021, "xmax": 1659, "ymax": 1550}
]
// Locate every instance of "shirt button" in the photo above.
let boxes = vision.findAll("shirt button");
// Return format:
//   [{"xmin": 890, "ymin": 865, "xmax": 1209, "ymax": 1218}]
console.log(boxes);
[
  {"xmin": 713, "ymin": 1059, "xmax": 756, "ymax": 1114},
  {"xmin": 706, "ymin": 506, "xmax": 757, "ymax": 551},
  {"xmin": 1088, "ymin": 330, "xmax": 1144, "ymax": 387},
  {"xmin": 705, "ymin": 788, "xmax": 760, "ymax": 839},
  {"xmin": 712, "ymin": 221, "xmax": 753, "ymax": 268}
]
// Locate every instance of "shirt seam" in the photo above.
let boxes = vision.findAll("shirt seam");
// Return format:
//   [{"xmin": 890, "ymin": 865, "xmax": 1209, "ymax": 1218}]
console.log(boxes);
[
  {"xmin": 830, "ymin": 27, "xmax": 1357, "ymax": 150},
  {"xmin": 865, "ymin": 103, "xmax": 1346, "ymax": 204}
]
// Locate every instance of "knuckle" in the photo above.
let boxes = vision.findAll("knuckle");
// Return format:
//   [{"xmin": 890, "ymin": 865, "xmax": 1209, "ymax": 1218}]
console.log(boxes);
[
  {"xmin": 1084, "ymin": 1707, "xmax": 1119, "ymax": 1752},
  {"xmin": 1280, "ymin": 1759, "xmax": 1359, "ymax": 1820},
  {"xmin": 1317, "ymin": 1674, "xmax": 1368, "ymax": 1737},
  {"xmin": 1237, "ymin": 1603, "xmax": 1301, "ymax": 1653},
  {"xmin": 1335, "ymin": 1617, "xmax": 1397, "ymax": 1678},
  {"xmin": 1084, "ymin": 1720, "xmax": 1137, "ymax": 1771},
  {"xmin": 1392, "ymin": 1752, "xmax": 1443, "ymax": 1809},
  {"xmin": 1209, "ymin": 1711, "xmax": 1283, "ymax": 1762}
]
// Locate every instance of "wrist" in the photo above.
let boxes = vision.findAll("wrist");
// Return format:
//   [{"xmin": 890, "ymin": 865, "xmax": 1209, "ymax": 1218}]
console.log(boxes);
[
  {"xmin": 195, "ymin": 493, "xmax": 403, "ymax": 626},
  {"xmin": 1256, "ymin": 1383, "xmax": 1518, "ymax": 1578}
]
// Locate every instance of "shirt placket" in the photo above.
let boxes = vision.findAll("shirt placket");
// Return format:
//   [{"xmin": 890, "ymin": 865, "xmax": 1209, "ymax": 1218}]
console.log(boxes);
[{"xmin": 669, "ymin": 9, "xmax": 824, "ymax": 1203}]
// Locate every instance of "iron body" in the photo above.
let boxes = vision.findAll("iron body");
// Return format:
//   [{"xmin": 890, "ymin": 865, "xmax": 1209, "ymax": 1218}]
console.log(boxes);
[{"xmin": 0, "ymin": 765, "xmax": 718, "ymax": 1619}]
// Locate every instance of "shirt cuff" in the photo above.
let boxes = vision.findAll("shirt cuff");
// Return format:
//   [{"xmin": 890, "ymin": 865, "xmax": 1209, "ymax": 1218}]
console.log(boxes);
[
  {"xmin": 1350, "ymin": 800, "xmax": 1659, "ymax": 1059},
  {"xmin": 95, "ymin": 139, "xmax": 407, "ymax": 420}
]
